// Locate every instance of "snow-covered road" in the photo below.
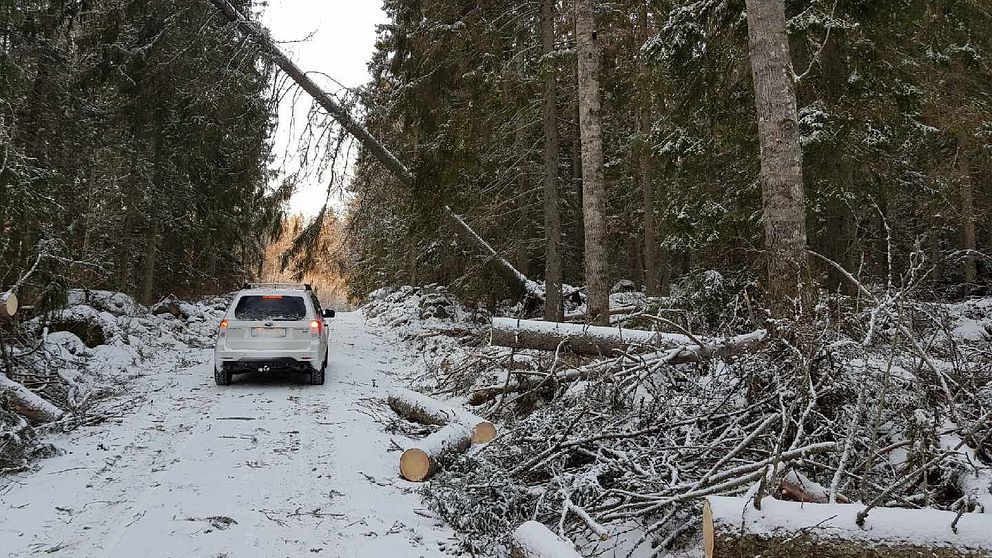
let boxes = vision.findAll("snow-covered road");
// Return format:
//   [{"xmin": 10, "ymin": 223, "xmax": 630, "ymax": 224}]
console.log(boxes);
[{"xmin": 0, "ymin": 312, "xmax": 454, "ymax": 557}]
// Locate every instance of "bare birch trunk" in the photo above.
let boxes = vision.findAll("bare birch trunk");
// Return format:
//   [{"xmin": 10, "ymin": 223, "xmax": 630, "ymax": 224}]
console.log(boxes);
[
  {"xmin": 744, "ymin": 0, "xmax": 812, "ymax": 315},
  {"xmin": 541, "ymin": 0, "xmax": 564, "ymax": 322},
  {"xmin": 575, "ymin": 0, "xmax": 610, "ymax": 325}
]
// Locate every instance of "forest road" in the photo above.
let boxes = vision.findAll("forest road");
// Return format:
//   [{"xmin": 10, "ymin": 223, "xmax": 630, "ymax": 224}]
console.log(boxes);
[{"xmin": 0, "ymin": 311, "xmax": 454, "ymax": 557}]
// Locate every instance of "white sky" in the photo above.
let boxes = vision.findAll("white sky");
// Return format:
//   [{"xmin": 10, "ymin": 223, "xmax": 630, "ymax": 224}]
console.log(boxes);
[{"xmin": 261, "ymin": 1, "xmax": 388, "ymax": 217}]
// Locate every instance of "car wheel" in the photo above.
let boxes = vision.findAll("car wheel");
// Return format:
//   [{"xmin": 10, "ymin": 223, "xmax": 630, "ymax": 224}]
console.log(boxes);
[
  {"xmin": 214, "ymin": 367, "xmax": 232, "ymax": 386},
  {"xmin": 310, "ymin": 362, "xmax": 325, "ymax": 386}
]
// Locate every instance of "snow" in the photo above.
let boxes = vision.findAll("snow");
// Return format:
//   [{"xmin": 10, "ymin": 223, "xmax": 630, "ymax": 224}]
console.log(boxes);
[
  {"xmin": 947, "ymin": 297, "xmax": 992, "ymax": 341},
  {"xmin": 512, "ymin": 521, "xmax": 582, "ymax": 558},
  {"xmin": 0, "ymin": 311, "xmax": 457, "ymax": 557},
  {"xmin": 708, "ymin": 496, "xmax": 992, "ymax": 551}
]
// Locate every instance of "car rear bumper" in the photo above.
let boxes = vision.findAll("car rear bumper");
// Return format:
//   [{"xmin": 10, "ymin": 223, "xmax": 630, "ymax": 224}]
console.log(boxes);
[{"xmin": 214, "ymin": 349, "xmax": 323, "ymax": 373}]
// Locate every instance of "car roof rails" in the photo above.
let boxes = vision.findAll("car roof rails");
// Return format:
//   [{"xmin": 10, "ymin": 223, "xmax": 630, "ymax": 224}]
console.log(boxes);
[{"xmin": 242, "ymin": 282, "xmax": 311, "ymax": 291}]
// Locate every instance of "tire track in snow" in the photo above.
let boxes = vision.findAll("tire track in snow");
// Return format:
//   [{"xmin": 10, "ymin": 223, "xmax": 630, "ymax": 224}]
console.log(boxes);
[{"xmin": 0, "ymin": 311, "xmax": 456, "ymax": 557}]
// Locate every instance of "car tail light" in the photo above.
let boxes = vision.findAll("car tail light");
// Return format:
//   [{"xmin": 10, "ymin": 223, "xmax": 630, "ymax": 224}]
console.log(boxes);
[
  {"xmin": 219, "ymin": 319, "xmax": 229, "ymax": 337},
  {"xmin": 310, "ymin": 320, "xmax": 322, "ymax": 337}
]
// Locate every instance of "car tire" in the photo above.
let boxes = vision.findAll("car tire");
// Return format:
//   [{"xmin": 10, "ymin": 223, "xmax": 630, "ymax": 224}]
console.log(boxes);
[
  {"xmin": 310, "ymin": 361, "xmax": 325, "ymax": 386},
  {"xmin": 214, "ymin": 367, "xmax": 232, "ymax": 386}
]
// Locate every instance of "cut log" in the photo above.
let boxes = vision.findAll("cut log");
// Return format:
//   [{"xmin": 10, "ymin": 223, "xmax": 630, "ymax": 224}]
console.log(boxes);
[
  {"xmin": 0, "ymin": 374, "xmax": 63, "ymax": 424},
  {"xmin": 399, "ymin": 421, "xmax": 474, "ymax": 482},
  {"xmin": 1, "ymin": 291, "xmax": 18, "ymax": 318},
  {"xmin": 510, "ymin": 521, "xmax": 582, "ymax": 558},
  {"xmin": 703, "ymin": 496, "xmax": 992, "ymax": 558},
  {"xmin": 387, "ymin": 388, "xmax": 496, "ymax": 443}
]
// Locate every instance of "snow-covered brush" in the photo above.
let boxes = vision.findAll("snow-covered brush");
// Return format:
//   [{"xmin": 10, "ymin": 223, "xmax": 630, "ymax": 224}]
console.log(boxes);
[{"xmin": 377, "ymin": 274, "xmax": 992, "ymax": 556}]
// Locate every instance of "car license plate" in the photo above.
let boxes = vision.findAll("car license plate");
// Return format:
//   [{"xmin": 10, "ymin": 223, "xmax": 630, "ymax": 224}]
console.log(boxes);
[{"xmin": 252, "ymin": 327, "xmax": 286, "ymax": 338}]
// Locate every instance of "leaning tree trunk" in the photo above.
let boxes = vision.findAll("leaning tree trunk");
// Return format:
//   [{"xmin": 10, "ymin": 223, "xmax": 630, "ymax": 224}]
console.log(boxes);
[
  {"xmin": 575, "ymin": 0, "xmax": 610, "ymax": 326},
  {"xmin": 744, "ymin": 0, "xmax": 812, "ymax": 316},
  {"xmin": 541, "ymin": 0, "xmax": 564, "ymax": 323},
  {"xmin": 207, "ymin": 0, "xmax": 539, "ymax": 303}
]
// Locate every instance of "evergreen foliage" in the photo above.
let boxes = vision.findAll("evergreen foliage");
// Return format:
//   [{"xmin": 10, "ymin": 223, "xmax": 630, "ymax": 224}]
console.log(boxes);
[
  {"xmin": 347, "ymin": 0, "xmax": 991, "ymax": 304},
  {"xmin": 0, "ymin": 0, "xmax": 283, "ymax": 305}
]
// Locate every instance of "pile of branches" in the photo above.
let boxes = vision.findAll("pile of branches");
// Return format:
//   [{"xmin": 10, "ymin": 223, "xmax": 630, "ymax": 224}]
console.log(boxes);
[{"xmin": 402, "ymin": 269, "xmax": 992, "ymax": 556}]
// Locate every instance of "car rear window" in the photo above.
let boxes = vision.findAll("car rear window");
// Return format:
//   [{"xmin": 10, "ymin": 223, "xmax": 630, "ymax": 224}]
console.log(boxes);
[{"xmin": 234, "ymin": 295, "xmax": 308, "ymax": 321}]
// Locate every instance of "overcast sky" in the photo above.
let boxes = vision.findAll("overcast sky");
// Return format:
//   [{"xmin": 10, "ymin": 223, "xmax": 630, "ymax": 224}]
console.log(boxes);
[{"xmin": 261, "ymin": 1, "xmax": 388, "ymax": 217}]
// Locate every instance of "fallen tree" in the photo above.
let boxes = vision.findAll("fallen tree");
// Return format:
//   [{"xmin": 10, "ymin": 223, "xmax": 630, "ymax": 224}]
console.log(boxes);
[
  {"xmin": 703, "ymin": 496, "xmax": 992, "ymax": 558},
  {"xmin": 0, "ymin": 374, "xmax": 63, "ymax": 424},
  {"xmin": 467, "ymin": 326, "xmax": 769, "ymax": 406},
  {"xmin": 207, "ymin": 0, "xmax": 542, "ymax": 303},
  {"xmin": 510, "ymin": 521, "xmax": 582, "ymax": 558},
  {"xmin": 399, "ymin": 421, "xmax": 476, "ymax": 482},
  {"xmin": 489, "ymin": 317, "xmax": 766, "ymax": 360},
  {"xmin": 387, "ymin": 388, "xmax": 496, "ymax": 443}
]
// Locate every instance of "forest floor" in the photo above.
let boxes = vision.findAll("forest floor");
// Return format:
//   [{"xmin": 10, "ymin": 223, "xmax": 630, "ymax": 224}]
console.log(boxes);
[{"xmin": 0, "ymin": 311, "xmax": 455, "ymax": 558}]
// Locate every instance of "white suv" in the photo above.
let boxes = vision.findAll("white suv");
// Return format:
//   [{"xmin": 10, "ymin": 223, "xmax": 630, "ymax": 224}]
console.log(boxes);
[{"xmin": 213, "ymin": 283, "xmax": 334, "ymax": 386}]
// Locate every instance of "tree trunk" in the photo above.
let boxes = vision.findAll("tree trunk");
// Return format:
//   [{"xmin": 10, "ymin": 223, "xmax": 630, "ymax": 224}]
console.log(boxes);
[
  {"xmin": 744, "ymin": 0, "xmax": 812, "ymax": 315},
  {"xmin": 141, "ymin": 220, "xmax": 159, "ymax": 307},
  {"xmin": 637, "ymin": 2, "xmax": 662, "ymax": 297},
  {"xmin": 817, "ymin": 32, "xmax": 857, "ymax": 294},
  {"xmin": 959, "ymin": 131, "xmax": 977, "ymax": 287},
  {"xmin": 575, "ymin": 0, "xmax": 610, "ymax": 325},
  {"xmin": 541, "ymin": 0, "xmax": 564, "ymax": 323},
  {"xmin": 704, "ymin": 496, "xmax": 992, "ymax": 558}
]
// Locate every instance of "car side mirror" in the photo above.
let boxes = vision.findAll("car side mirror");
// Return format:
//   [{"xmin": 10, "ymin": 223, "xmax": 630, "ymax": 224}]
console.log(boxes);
[{"xmin": 321, "ymin": 309, "xmax": 336, "ymax": 319}]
